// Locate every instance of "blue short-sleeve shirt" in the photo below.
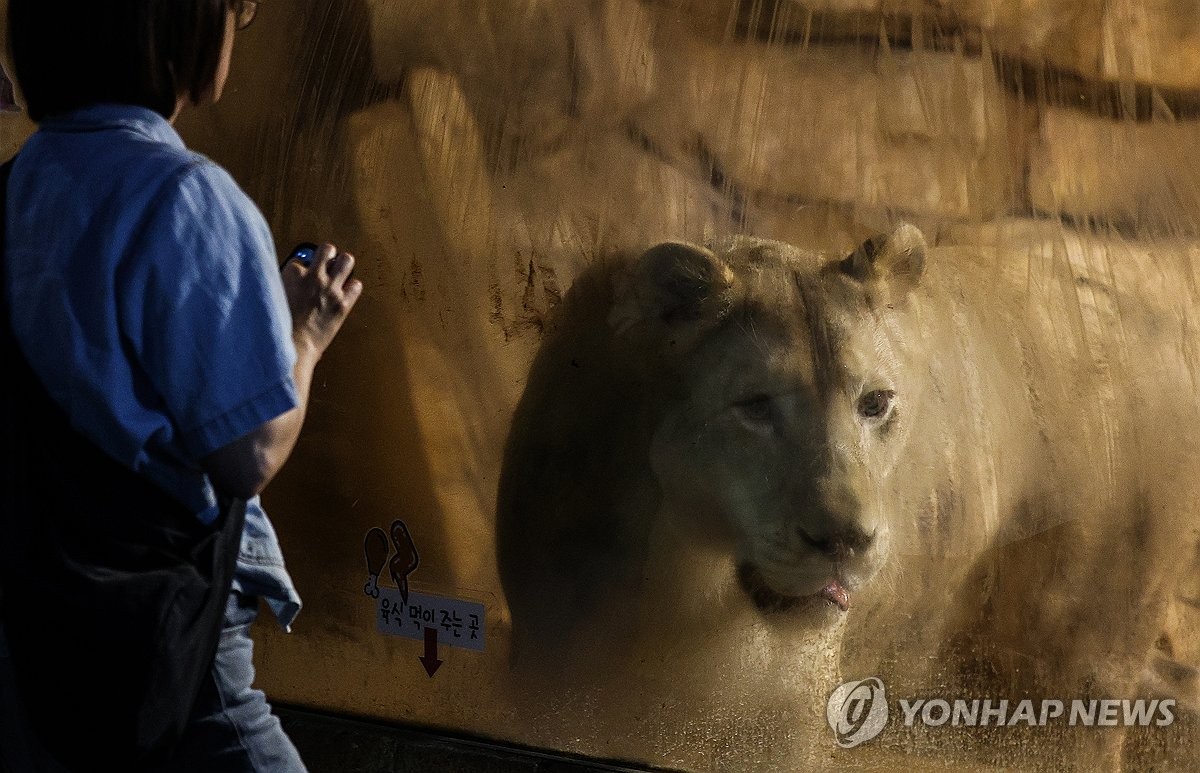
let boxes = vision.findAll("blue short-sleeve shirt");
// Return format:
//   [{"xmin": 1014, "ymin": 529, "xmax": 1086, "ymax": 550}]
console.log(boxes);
[{"xmin": 4, "ymin": 104, "xmax": 302, "ymax": 629}]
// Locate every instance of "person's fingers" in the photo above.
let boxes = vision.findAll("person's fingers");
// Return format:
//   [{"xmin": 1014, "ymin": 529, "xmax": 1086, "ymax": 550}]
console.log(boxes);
[
  {"xmin": 326, "ymin": 251, "xmax": 356, "ymax": 288},
  {"xmin": 309, "ymin": 243, "xmax": 339, "ymax": 283},
  {"xmin": 343, "ymin": 278, "xmax": 364, "ymax": 310},
  {"xmin": 327, "ymin": 275, "xmax": 361, "ymax": 316},
  {"xmin": 285, "ymin": 240, "xmax": 362, "ymax": 358},
  {"xmin": 281, "ymin": 256, "xmax": 307, "ymax": 283},
  {"xmin": 280, "ymin": 259, "xmax": 311, "ymax": 320}
]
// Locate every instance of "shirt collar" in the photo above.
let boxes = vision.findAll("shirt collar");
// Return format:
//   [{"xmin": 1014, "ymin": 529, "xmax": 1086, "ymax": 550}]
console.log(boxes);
[{"xmin": 38, "ymin": 103, "xmax": 184, "ymax": 150}]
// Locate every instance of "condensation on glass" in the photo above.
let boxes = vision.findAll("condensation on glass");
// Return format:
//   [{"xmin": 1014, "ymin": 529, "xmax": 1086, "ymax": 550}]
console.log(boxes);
[{"xmin": 5, "ymin": 1, "xmax": 1200, "ymax": 770}]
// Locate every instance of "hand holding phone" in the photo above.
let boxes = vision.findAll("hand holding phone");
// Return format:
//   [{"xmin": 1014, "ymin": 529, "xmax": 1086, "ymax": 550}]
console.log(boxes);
[
  {"xmin": 283, "ymin": 242, "xmax": 320, "ymax": 269},
  {"xmin": 284, "ymin": 242, "xmax": 357, "ymax": 283},
  {"xmin": 280, "ymin": 242, "xmax": 363, "ymax": 361}
]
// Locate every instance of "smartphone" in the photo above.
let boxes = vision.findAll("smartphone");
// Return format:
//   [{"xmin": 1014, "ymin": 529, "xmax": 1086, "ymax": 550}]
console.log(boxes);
[{"xmin": 283, "ymin": 242, "xmax": 320, "ymax": 269}]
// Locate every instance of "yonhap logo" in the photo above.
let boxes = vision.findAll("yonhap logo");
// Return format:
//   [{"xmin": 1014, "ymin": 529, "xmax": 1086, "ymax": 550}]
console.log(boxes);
[
  {"xmin": 825, "ymin": 678, "xmax": 1176, "ymax": 747},
  {"xmin": 827, "ymin": 677, "xmax": 889, "ymax": 748}
]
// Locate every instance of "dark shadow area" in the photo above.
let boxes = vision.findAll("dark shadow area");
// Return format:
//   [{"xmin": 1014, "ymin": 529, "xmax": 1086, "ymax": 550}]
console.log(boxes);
[{"xmin": 275, "ymin": 705, "xmax": 679, "ymax": 773}]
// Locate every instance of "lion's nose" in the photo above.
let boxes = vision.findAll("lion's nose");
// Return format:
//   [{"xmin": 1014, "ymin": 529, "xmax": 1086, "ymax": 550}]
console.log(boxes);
[{"xmin": 797, "ymin": 522, "xmax": 875, "ymax": 562}]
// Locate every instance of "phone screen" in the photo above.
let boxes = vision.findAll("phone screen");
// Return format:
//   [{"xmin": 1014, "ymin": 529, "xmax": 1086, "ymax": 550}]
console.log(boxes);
[{"xmin": 285, "ymin": 242, "xmax": 319, "ymax": 268}]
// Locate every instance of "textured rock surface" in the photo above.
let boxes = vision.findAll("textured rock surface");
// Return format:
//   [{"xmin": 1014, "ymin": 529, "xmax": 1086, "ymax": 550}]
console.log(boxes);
[
  {"xmin": 658, "ymin": 0, "xmax": 1200, "ymax": 90},
  {"xmin": 637, "ymin": 34, "xmax": 1013, "ymax": 218},
  {"xmin": 1029, "ymin": 107, "xmax": 1200, "ymax": 233}
]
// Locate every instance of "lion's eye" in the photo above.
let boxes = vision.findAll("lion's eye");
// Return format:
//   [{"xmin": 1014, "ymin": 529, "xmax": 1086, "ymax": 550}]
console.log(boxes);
[
  {"xmin": 735, "ymin": 395, "xmax": 774, "ymax": 423},
  {"xmin": 857, "ymin": 389, "xmax": 894, "ymax": 420}
]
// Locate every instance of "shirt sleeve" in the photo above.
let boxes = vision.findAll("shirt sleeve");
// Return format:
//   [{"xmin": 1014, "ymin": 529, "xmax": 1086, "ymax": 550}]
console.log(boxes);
[{"xmin": 117, "ymin": 159, "xmax": 298, "ymax": 461}]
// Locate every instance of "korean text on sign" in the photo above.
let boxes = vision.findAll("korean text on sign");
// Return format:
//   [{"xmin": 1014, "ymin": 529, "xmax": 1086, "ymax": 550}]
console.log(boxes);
[{"xmin": 377, "ymin": 587, "xmax": 485, "ymax": 652}]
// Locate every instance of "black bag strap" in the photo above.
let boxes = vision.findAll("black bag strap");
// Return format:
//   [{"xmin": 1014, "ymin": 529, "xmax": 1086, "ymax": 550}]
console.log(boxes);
[
  {"xmin": 0, "ymin": 157, "xmax": 10, "ymax": 206},
  {"xmin": 1, "ymin": 157, "xmax": 20, "ymax": 600}
]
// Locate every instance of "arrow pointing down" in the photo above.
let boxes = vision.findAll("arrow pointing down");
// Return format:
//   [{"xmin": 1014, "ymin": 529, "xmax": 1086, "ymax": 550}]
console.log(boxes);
[{"xmin": 419, "ymin": 626, "xmax": 443, "ymax": 677}]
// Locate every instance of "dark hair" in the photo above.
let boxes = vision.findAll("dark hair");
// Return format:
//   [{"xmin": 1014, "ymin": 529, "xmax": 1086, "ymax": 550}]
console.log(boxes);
[{"xmin": 8, "ymin": 0, "xmax": 230, "ymax": 122}]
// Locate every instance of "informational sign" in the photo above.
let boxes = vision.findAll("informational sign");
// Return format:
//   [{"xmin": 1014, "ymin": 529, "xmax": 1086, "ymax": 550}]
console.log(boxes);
[
  {"xmin": 376, "ymin": 587, "xmax": 486, "ymax": 653},
  {"xmin": 362, "ymin": 519, "xmax": 487, "ymax": 675}
]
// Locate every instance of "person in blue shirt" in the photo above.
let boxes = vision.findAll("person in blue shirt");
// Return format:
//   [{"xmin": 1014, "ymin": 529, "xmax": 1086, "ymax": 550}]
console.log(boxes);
[{"xmin": 0, "ymin": 1, "xmax": 362, "ymax": 770}]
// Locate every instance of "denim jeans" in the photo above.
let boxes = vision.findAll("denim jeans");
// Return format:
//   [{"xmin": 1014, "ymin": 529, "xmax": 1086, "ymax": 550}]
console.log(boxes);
[{"xmin": 0, "ymin": 591, "xmax": 305, "ymax": 772}]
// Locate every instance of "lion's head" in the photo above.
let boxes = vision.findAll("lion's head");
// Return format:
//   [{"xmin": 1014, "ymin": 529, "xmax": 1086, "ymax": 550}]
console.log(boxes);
[
  {"xmin": 608, "ymin": 225, "xmax": 927, "ymax": 621},
  {"xmin": 498, "ymin": 224, "xmax": 932, "ymax": 657}
]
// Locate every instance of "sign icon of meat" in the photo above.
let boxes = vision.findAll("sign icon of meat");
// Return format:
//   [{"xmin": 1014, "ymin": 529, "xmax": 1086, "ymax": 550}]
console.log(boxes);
[
  {"xmin": 388, "ymin": 519, "xmax": 420, "ymax": 605},
  {"xmin": 363, "ymin": 527, "xmax": 389, "ymax": 599},
  {"xmin": 362, "ymin": 520, "xmax": 421, "ymax": 603}
]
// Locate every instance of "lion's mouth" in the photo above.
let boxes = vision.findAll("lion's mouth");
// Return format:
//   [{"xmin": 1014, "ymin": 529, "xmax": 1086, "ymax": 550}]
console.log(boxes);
[{"xmin": 736, "ymin": 563, "xmax": 851, "ymax": 614}]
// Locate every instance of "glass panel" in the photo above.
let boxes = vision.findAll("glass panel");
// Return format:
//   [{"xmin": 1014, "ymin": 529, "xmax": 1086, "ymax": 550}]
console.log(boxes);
[{"xmin": 5, "ymin": 0, "xmax": 1199, "ymax": 768}]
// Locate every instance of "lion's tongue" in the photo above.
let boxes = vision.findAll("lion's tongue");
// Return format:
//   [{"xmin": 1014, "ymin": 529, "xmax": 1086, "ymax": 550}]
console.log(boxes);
[{"xmin": 820, "ymin": 580, "xmax": 850, "ymax": 611}]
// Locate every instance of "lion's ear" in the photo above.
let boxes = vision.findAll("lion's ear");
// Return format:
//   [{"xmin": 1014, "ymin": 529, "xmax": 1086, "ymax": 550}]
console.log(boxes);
[
  {"xmin": 839, "ymin": 223, "xmax": 926, "ymax": 296},
  {"xmin": 609, "ymin": 241, "xmax": 734, "ymax": 334}
]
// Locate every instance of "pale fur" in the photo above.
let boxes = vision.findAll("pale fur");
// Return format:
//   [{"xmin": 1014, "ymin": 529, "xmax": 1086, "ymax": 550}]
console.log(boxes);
[{"xmin": 496, "ymin": 224, "xmax": 1200, "ymax": 769}]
